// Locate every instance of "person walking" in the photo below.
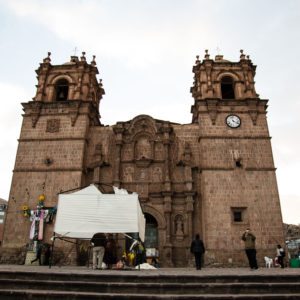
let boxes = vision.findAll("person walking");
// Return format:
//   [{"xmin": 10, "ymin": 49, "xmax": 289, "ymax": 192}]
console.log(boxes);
[
  {"xmin": 190, "ymin": 234, "xmax": 205, "ymax": 270},
  {"xmin": 241, "ymin": 228, "xmax": 258, "ymax": 270},
  {"xmin": 104, "ymin": 234, "xmax": 118, "ymax": 269},
  {"xmin": 276, "ymin": 244, "xmax": 285, "ymax": 268},
  {"xmin": 91, "ymin": 232, "xmax": 107, "ymax": 270},
  {"xmin": 31, "ymin": 242, "xmax": 42, "ymax": 265}
]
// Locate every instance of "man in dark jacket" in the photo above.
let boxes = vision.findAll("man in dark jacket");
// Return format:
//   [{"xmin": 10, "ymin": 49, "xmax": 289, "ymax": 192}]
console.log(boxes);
[{"xmin": 190, "ymin": 234, "xmax": 205, "ymax": 270}]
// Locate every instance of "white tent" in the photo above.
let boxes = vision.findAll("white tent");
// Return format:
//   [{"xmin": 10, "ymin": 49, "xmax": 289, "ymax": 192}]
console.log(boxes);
[{"xmin": 54, "ymin": 184, "xmax": 145, "ymax": 241}]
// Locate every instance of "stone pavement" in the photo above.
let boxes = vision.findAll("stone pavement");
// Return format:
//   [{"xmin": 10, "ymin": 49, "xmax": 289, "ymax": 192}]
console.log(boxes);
[{"xmin": 0, "ymin": 264, "xmax": 299, "ymax": 276}]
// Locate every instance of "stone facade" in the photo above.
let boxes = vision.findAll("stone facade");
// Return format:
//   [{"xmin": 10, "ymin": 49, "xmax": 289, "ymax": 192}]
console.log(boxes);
[{"xmin": 1, "ymin": 50, "xmax": 285, "ymax": 267}]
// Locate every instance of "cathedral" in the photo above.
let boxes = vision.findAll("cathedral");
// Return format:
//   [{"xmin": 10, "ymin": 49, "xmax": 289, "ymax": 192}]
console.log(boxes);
[{"xmin": 1, "ymin": 50, "xmax": 285, "ymax": 267}]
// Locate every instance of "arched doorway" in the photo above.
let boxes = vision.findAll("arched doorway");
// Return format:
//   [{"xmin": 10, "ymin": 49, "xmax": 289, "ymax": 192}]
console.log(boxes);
[{"xmin": 144, "ymin": 213, "xmax": 158, "ymax": 258}]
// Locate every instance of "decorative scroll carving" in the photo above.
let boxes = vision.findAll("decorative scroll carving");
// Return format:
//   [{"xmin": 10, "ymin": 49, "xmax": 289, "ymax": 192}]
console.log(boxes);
[
  {"xmin": 69, "ymin": 101, "xmax": 81, "ymax": 126},
  {"xmin": 206, "ymin": 99, "xmax": 218, "ymax": 125},
  {"xmin": 46, "ymin": 119, "xmax": 60, "ymax": 133},
  {"xmin": 247, "ymin": 99, "xmax": 259, "ymax": 125},
  {"xmin": 128, "ymin": 115, "xmax": 156, "ymax": 137},
  {"xmin": 30, "ymin": 102, "xmax": 42, "ymax": 128},
  {"xmin": 249, "ymin": 110, "xmax": 258, "ymax": 125}
]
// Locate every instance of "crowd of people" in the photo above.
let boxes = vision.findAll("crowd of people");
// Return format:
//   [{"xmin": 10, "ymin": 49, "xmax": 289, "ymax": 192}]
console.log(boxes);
[
  {"xmin": 90, "ymin": 233, "xmax": 147, "ymax": 270},
  {"xmin": 189, "ymin": 228, "xmax": 289, "ymax": 271},
  {"xmin": 30, "ymin": 229, "xmax": 289, "ymax": 270},
  {"xmin": 241, "ymin": 227, "xmax": 286, "ymax": 270}
]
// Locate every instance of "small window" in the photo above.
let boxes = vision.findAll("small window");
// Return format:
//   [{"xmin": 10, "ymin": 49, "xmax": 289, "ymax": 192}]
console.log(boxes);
[
  {"xmin": 233, "ymin": 211, "xmax": 242, "ymax": 222},
  {"xmin": 55, "ymin": 79, "xmax": 69, "ymax": 101},
  {"xmin": 221, "ymin": 76, "xmax": 235, "ymax": 99},
  {"xmin": 231, "ymin": 207, "xmax": 247, "ymax": 223}
]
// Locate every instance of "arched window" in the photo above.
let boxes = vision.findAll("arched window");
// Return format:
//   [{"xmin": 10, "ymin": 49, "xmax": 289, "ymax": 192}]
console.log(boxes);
[
  {"xmin": 55, "ymin": 79, "xmax": 69, "ymax": 101},
  {"xmin": 221, "ymin": 76, "xmax": 235, "ymax": 99}
]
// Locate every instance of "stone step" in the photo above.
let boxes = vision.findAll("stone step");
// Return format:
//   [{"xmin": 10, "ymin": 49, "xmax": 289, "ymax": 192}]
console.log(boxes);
[
  {"xmin": 0, "ymin": 290, "xmax": 300, "ymax": 300},
  {"xmin": 0, "ymin": 270, "xmax": 299, "ymax": 284},
  {"xmin": 0, "ymin": 279, "xmax": 300, "ymax": 295},
  {"xmin": 1, "ymin": 268, "xmax": 300, "ymax": 299}
]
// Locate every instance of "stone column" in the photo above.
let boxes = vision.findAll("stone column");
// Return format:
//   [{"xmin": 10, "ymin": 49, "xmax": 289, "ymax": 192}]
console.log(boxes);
[
  {"xmin": 161, "ymin": 124, "xmax": 173, "ymax": 266},
  {"xmin": 163, "ymin": 192, "xmax": 173, "ymax": 267},
  {"xmin": 113, "ymin": 124, "xmax": 124, "ymax": 188}
]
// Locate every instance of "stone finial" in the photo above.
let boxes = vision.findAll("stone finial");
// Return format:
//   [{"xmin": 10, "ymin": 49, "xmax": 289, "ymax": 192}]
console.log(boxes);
[
  {"xmin": 204, "ymin": 49, "xmax": 210, "ymax": 60},
  {"xmin": 247, "ymin": 55, "xmax": 250, "ymax": 60},
  {"xmin": 195, "ymin": 55, "xmax": 200, "ymax": 65},
  {"xmin": 80, "ymin": 51, "xmax": 86, "ymax": 62},
  {"xmin": 91, "ymin": 55, "xmax": 96, "ymax": 66},
  {"xmin": 240, "ymin": 49, "xmax": 246, "ymax": 60},
  {"xmin": 215, "ymin": 55, "xmax": 224, "ymax": 61},
  {"xmin": 43, "ymin": 52, "xmax": 51, "ymax": 63},
  {"xmin": 70, "ymin": 56, "xmax": 79, "ymax": 63},
  {"xmin": 99, "ymin": 79, "xmax": 103, "ymax": 87}
]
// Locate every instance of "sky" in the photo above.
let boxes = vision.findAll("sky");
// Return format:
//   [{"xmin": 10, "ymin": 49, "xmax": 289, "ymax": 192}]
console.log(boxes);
[{"xmin": 0, "ymin": 0, "xmax": 299, "ymax": 224}]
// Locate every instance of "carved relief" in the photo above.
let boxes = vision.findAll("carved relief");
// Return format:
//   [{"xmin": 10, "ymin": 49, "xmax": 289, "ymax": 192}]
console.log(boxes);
[
  {"xmin": 152, "ymin": 167, "xmax": 162, "ymax": 182},
  {"xmin": 123, "ymin": 166, "xmax": 134, "ymax": 182},
  {"xmin": 136, "ymin": 168, "xmax": 148, "ymax": 182},
  {"xmin": 174, "ymin": 214, "xmax": 184, "ymax": 241},
  {"xmin": 122, "ymin": 144, "xmax": 133, "ymax": 161},
  {"xmin": 135, "ymin": 137, "xmax": 152, "ymax": 159},
  {"xmin": 129, "ymin": 115, "xmax": 156, "ymax": 137},
  {"xmin": 154, "ymin": 143, "xmax": 164, "ymax": 160},
  {"xmin": 136, "ymin": 184, "xmax": 148, "ymax": 198},
  {"xmin": 46, "ymin": 119, "xmax": 60, "ymax": 133},
  {"xmin": 94, "ymin": 143, "xmax": 102, "ymax": 157}
]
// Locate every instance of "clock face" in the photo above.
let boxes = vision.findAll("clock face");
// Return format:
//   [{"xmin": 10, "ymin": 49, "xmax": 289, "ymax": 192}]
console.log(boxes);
[{"xmin": 226, "ymin": 115, "xmax": 241, "ymax": 128}]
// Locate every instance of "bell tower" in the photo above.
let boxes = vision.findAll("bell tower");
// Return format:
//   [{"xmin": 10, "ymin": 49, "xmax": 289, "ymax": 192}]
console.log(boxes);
[
  {"xmin": 190, "ymin": 50, "xmax": 284, "ymax": 263},
  {"xmin": 32, "ymin": 52, "xmax": 104, "ymax": 126},
  {"xmin": 2, "ymin": 53, "xmax": 104, "ymax": 260}
]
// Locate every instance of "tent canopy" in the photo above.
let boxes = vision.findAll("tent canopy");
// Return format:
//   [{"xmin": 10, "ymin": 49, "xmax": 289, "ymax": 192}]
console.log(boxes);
[{"xmin": 54, "ymin": 184, "xmax": 145, "ymax": 241}]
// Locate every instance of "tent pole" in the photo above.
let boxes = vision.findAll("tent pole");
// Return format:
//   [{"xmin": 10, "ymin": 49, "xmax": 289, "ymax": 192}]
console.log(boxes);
[{"xmin": 49, "ymin": 233, "xmax": 56, "ymax": 269}]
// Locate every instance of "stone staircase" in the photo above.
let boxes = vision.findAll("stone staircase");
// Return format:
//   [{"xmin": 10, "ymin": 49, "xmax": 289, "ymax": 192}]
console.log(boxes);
[{"xmin": 0, "ymin": 269, "xmax": 299, "ymax": 299}]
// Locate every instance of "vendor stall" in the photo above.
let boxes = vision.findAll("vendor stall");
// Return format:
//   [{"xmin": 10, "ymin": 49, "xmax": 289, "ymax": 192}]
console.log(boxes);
[{"xmin": 51, "ymin": 184, "xmax": 145, "ymax": 267}]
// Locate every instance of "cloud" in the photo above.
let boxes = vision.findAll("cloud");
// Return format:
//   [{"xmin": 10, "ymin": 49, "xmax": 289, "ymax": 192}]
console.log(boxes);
[{"xmin": 3, "ymin": 0, "xmax": 217, "ymax": 68}]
